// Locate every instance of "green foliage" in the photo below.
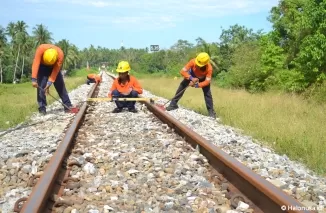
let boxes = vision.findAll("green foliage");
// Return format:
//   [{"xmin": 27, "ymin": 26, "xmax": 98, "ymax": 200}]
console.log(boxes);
[
  {"xmin": 294, "ymin": 32, "xmax": 326, "ymax": 83},
  {"xmin": 66, "ymin": 68, "xmax": 97, "ymax": 77},
  {"xmin": 303, "ymin": 82, "xmax": 326, "ymax": 103},
  {"xmin": 272, "ymin": 69, "xmax": 308, "ymax": 92},
  {"xmin": 218, "ymin": 24, "xmax": 263, "ymax": 72},
  {"xmin": 219, "ymin": 41, "xmax": 265, "ymax": 92},
  {"xmin": 2, "ymin": 8, "xmax": 326, "ymax": 102},
  {"xmin": 267, "ymin": 0, "xmax": 326, "ymax": 88}
]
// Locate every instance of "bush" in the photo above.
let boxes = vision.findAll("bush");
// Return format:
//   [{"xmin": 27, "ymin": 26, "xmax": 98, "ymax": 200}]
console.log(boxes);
[{"xmin": 273, "ymin": 69, "xmax": 308, "ymax": 93}]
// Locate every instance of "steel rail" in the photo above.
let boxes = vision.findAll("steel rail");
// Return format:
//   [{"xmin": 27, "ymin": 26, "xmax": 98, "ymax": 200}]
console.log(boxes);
[
  {"xmin": 17, "ymin": 73, "xmax": 102, "ymax": 213},
  {"xmin": 15, "ymin": 71, "xmax": 315, "ymax": 213},
  {"xmin": 106, "ymin": 72, "xmax": 313, "ymax": 213}
]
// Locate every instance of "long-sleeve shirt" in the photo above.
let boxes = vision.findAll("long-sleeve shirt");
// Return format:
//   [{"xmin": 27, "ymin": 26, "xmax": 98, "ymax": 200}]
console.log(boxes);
[
  {"xmin": 87, "ymin": 74, "xmax": 102, "ymax": 83},
  {"xmin": 180, "ymin": 58, "xmax": 213, "ymax": 88},
  {"xmin": 108, "ymin": 75, "xmax": 143, "ymax": 97},
  {"xmin": 31, "ymin": 44, "xmax": 64, "ymax": 83}
]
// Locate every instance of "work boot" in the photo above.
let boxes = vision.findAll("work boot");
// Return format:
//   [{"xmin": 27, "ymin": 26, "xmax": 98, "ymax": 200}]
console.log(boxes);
[
  {"xmin": 39, "ymin": 109, "xmax": 46, "ymax": 115},
  {"xmin": 112, "ymin": 108, "xmax": 122, "ymax": 113},
  {"xmin": 128, "ymin": 108, "xmax": 138, "ymax": 113},
  {"xmin": 64, "ymin": 106, "xmax": 73, "ymax": 113},
  {"xmin": 166, "ymin": 104, "xmax": 178, "ymax": 111},
  {"xmin": 208, "ymin": 110, "xmax": 216, "ymax": 119}
]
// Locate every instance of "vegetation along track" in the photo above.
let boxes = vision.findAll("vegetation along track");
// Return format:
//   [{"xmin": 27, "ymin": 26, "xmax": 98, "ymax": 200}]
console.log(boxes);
[{"xmin": 13, "ymin": 72, "xmax": 312, "ymax": 213}]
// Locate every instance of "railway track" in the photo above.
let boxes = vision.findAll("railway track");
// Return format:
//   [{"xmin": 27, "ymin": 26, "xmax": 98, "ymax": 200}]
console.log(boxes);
[{"xmin": 12, "ymin": 71, "xmax": 314, "ymax": 213}]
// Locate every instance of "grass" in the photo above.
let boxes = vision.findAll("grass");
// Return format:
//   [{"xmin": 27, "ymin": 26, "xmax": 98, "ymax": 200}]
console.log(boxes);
[
  {"xmin": 0, "ymin": 68, "xmax": 97, "ymax": 130},
  {"xmin": 137, "ymin": 77, "xmax": 326, "ymax": 175}
]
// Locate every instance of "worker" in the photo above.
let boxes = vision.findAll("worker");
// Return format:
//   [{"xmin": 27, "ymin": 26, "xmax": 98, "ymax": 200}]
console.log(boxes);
[
  {"xmin": 31, "ymin": 44, "xmax": 73, "ymax": 115},
  {"xmin": 166, "ymin": 52, "xmax": 217, "ymax": 118},
  {"xmin": 108, "ymin": 61, "xmax": 143, "ymax": 113},
  {"xmin": 86, "ymin": 73, "xmax": 102, "ymax": 85}
]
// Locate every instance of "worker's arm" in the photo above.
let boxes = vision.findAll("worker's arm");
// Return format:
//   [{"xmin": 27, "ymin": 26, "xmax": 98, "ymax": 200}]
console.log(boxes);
[
  {"xmin": 108, "ymin": 81, "xmax": 117, "ymax": 98},
  {"xmin": 96, "ymin": 75, "xmax": 102, "ymax": 83},
  {"xmin": 197, "ymin": 65, "xmax": 213, "ymax": 88},
  {"xmin": 48, "ymin": 47, "xmax": 64, "ymax": 84},
  {"xmin": 180, "ymin": 60, "xmax": 194, "ymax": 80},
  {"xmin": 31, "ymin": 44, "xmax": 47, "ymax": 82},
  {"xmin": 132, "ymin": 78, "xmax": 143, "ymax": 94}
]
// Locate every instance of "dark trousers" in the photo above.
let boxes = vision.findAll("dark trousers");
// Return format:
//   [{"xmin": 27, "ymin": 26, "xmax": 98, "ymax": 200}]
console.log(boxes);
[
  {"xmin": 37, "ymin": 64, "xmax": 72, "ymax": 111},
  {"xmin": 111, "ymin": 89, "xmax": 138, "ymax": 109},
  {"xmin": 170, "ymin": 78, "xmax": 215, "ymax": 112}
]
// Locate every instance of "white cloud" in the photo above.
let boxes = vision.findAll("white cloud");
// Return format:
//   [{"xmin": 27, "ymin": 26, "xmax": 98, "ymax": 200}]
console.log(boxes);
[
  {"xmin": 89, "ymin": 1, "xmax": 110, "ymax": 7},
  {"xmin": 24, "ymin": 0, "xmax": 279, "ymax": 29}
]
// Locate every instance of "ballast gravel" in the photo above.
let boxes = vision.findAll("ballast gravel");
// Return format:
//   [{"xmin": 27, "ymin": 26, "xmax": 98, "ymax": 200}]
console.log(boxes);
[{"xmin": 0, "ymin": 71, "xmax": 325, "ymax": 213}]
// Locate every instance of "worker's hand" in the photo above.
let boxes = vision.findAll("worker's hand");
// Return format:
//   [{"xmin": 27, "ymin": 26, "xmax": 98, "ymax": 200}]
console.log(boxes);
[
  {"xmin": 189, "ymin": 81, "xmax": 199, "ymax": 88},
  {"xmin": 191, "ymin": 77, "xmax": 199, "ymax": 83},
  {"xmin": 189, "ymin": 81, "xmax": 195, "ymax": 87},
  {"xmin": 32, "ymin": 82, "xmax": 38, "ymax": 88},
  {"xmin": 122, "ymin": 87, "xmax": 132, "ymax": 96}
]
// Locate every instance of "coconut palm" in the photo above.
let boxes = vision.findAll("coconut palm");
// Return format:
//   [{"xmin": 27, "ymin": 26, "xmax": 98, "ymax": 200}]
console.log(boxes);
[
  {"xmin": 56, "ymin": 39, "xmax": 79, "ymax": 71},
  {"xmin": 6, "ymin": 22, "xmax": 16, "ymax": 50},
  {"xmin": 19, "ymin": 35, "xmax": 34, "ymax": 79},
  {"xmin": 32, "ymin": 24, "xmax": 53, "ymax": 47},
  {"xmin": 0, "ymin": 25, "xmax": 7, "ymax": 83},
  {"xmin": 12, "ymin": 21, "xmax": 28, "ymax": 83}
]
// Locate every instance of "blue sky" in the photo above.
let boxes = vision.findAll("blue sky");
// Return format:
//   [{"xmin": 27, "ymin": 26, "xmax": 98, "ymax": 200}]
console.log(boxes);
[{"xmin": 0, "ymin": 0, "xmax": 279, "ymax": 50}]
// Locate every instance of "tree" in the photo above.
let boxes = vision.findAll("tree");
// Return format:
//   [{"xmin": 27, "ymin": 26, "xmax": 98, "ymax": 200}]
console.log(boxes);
[
  {"xmin": 12, "ymin": 21, "xmax": 28, "ymax": 82},
  {"xmin": 0, "ymin": 25, "xmax": 7, "ymax": 83},
  {"xmin": 219, "ymin": 24, "xmax": 263, "ymax": 72},
  {"xmin": 32, "ymin": 24, "xmax": 53, "ymax": 47},
  {"xmin": 195, "ymin": 37, "xmax": 220, "ymax": 75}
]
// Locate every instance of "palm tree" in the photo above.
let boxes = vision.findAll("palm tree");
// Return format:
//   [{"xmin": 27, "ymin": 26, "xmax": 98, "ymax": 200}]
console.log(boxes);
[
  {"xmin": 6, "ymin": 22, "xmax": 16, "ymax": 49},
  {"xmin": 32, "ymin": 24, "xmax": 53, "ymax": 47},
  {"xmin": 56, "ymin": 39, "xmax": 79, "ymax": 71},
  {"xmin": 0, "ymin": 25, "xmax": 7, "ymax": 83},
  {"xmin": 56, "ymin": 39, "xmax": 69, "ymax": 70},
  {"xmin": 12, "ymin": 21, "xmax": 28, "ymax": 83},
  {"xmin": 68, "ymin": 44, "xmax": 79, "ymax": 70},
  {"xmin": 20, "ymin": 35, "xmax": 33, "ymax": 79}
]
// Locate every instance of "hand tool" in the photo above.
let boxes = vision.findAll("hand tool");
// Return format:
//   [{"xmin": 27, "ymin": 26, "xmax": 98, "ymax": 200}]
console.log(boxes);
[
  {"xmin": 38, "ymin": 86, "xmax": 79, "ymax": 113},
  {"xmin": 155, "ymin": 85, "xmax": 190, "ymax": 110},
  {"xmin": 87, "ymin": 97, "xmax": 159, "ymax": 104}
]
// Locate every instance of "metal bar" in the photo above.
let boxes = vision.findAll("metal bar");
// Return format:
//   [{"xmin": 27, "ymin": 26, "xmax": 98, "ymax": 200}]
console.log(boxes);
[
  {"xmin": 142, "ymin": 101, "xmax": 311, "ymax": 213},
  {"xmin": 105, "ymin": 72, "xmax": 312, "ymax": 213},
  {"xmin": 87, "ymin": 97, "xmax": 159, "ymax": 101},
  {"xmin": 19, "ymin": 75, "xmax": 101, "ymax": 213}
]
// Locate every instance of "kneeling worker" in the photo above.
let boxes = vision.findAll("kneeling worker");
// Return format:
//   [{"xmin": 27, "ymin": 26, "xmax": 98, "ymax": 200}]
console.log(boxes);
[
  {"xmin": 108, "ymin": 61, "xmax": 143, "ymax": 113},
  {"xmin": 86, "ymin": 73, "xmax": 102, "ymax": 85},
  {"xmin": 166, "ymin": 52, "xmax": 216, "ymax": 118}
]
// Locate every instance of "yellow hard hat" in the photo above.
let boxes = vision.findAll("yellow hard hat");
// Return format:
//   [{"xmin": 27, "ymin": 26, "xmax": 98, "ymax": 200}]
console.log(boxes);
[
  {"xmin": 195, "ymin": 52, "xmax": 210, "ymax": 67},
  {"xmin": 116, "ymin": 61, "xmax": 131, "ymax": 73},
  {"xmin": 43, "ymin": 48, "xmax": 58, "ymax": 65}
]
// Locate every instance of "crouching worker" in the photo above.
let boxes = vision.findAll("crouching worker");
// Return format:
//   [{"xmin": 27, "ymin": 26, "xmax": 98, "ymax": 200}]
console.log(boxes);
[
  {"xmin": 86, "ymin": 73, "xmax": 102, "ymax": 85},
  {"xmin": 108, "ymin": 61, "xmax": 143, "ymax": 113}
]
